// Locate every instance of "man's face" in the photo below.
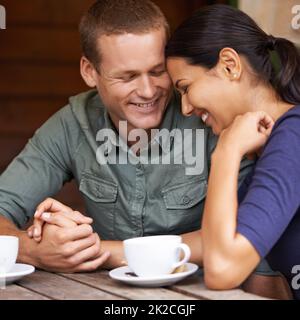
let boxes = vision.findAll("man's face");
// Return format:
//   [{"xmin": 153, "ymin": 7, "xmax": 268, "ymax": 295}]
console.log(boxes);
[{"xmin": 93, "ymin": 28, "xmax": 172, "ymax": 132}]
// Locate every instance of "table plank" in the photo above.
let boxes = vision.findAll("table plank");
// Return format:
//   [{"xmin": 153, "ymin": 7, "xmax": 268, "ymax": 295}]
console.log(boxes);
[
  {"xmin": 17, "ymin": 271, "xmax": 124, "ymax": 300},
  {"xmin": 60, "ymin": 271, "xmax": 199, "ymax": 300},
  {"xmin": 171, "ymin": 274, "xmax": 270, "ymax": 300},
  {"xmin": 0, "ymin": 284, "xmax": 49, "ymax": 300}
]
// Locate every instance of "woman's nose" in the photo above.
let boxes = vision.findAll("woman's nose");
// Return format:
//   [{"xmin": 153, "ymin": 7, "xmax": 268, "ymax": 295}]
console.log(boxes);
[{"xmin": 181, "ymin": 96, "xmax": 194, "ymax": 116}]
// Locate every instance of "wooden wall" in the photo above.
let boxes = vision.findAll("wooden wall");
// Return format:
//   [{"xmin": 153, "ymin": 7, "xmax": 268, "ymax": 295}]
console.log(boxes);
[{"xmin": 0, "ymin": 0, "xmax": 214, "ymax": 212}]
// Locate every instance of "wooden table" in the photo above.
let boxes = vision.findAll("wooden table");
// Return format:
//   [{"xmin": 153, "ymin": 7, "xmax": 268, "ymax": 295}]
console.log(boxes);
[{"xmin": 0, "ymin": 269, "xmax": 269, "ymax": 300}]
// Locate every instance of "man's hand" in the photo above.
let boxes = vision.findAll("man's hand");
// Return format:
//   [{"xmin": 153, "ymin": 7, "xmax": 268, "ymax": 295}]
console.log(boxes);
[
  {"xmin": 32, "ymin": 221, "xmax": 110, "ymax": 273},
  {"xmin": 28, "ymin": 198, "xmax": 93, "ymax": 242},
  {"xmin": 24, "ymin": 198, "xmax": 110, "ymax": 272}
]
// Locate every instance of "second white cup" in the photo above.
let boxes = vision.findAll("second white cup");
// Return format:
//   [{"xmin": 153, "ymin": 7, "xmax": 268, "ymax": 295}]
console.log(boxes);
[{"xmin": 123, "ymin": 235, "xmax": 191, "ymax": 277}]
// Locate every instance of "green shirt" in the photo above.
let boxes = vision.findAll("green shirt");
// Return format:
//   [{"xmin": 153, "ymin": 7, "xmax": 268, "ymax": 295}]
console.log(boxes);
[{"xmin": 0, "ymin": 90, "xmax": 252, "ymax": 240}]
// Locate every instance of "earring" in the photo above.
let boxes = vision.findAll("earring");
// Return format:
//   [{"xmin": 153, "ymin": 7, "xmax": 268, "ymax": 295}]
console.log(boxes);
[{"xmin": 233, "ymin": 73, "xmax": 238, "ymax": 79}]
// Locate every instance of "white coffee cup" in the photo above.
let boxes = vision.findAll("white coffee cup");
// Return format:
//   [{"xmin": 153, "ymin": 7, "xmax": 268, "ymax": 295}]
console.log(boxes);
[
  {"xmin": 123, "ymin": 235, "xmax": 191, "ymax": 277},
  {"xmin": 0, "ymin": 236, "xmax": 19, "ymax": 273}
]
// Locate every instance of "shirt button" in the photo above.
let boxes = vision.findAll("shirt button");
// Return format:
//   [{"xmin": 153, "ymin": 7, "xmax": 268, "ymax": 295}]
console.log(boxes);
[{"xmin": 182, "ymin": 196, "xmax": 191, "ymax": 205}]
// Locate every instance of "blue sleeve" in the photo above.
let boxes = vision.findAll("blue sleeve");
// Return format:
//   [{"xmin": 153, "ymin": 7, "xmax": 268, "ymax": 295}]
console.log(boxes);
[{"xmin": 236, "ymin": 113, "xmax": 300, "ymax": 258}]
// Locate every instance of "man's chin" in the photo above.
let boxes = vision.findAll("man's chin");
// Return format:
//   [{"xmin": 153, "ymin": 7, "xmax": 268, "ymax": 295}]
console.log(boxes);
[{"xmin": 128, "ymin": 115, "xmax": 163, "ymax": 131}]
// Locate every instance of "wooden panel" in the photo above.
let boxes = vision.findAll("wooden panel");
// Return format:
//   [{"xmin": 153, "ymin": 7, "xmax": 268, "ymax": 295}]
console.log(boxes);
[
  {"xmin": 171, "ymin": 274, "xmax": 269, "ymax": 300},
  {"xmin": 0, "ymin": 28, "xmax": 81, "ymax": 63},
  {"xmin": 60, "ymin": 271, "xmax": 199, "ymax": 300},
  {"xmin": 0, "ymin": 136, "xmax": 28, "ymax": 171},
  {"xmin": 18, "ymin": 270, "xmax": 124, "ymax": 300},
  {"xmin": 0, "ymin": 98, "xmax": 66, "ymax": 135},
  {"xmin": 0, "ymin": 284, "xmax": 49, "ymax": 300},
  {"xmin": 1, "ymin": 0, "xmax": 95, "ymax": 27},
  {"xmin": 0, "ymin": 64, "xmax": 88, "ymax": 97}
]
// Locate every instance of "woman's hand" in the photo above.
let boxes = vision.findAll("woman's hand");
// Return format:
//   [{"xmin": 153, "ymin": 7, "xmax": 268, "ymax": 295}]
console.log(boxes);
[{"xmin": 217, "ymin": 111, "xmax": 275, "ymax": 158}]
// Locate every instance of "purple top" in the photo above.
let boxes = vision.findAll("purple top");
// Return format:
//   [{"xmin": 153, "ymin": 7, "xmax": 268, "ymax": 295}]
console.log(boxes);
[{"xmin": 237, "ymin": 105, "xmax": 300, "ymax": 299}]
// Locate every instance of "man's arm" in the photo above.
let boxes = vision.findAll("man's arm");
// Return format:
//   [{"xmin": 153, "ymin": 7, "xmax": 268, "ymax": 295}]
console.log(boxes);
[{"xmin": 0, "ymin": 214, "xmax": 111, "ymax": 272}]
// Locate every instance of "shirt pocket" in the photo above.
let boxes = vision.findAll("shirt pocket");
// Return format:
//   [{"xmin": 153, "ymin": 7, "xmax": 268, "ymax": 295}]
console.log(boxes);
[
  {"xmin": 79, "ymin": 173, "xmax": 118, "ymax": 240},
  {"xmin": 161, "ymin": 179, "xmax": 207, "ymax": 233},
  {"xmin": 79, "ymin": 173, "xmax": 118, "ymax": 203}
]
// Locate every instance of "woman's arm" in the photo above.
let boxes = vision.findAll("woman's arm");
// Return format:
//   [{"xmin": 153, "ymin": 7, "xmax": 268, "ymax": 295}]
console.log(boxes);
[
  {"xmin": 202, "ymin": 112, "xmax": 274, "ymax": 290},
  {"xmin": 202, "ymin": 147, "xmax": 260, "ymax": 289},
  {"xmin": 181, "ymin": 229, "xmax": 203, "ymax": 266}
]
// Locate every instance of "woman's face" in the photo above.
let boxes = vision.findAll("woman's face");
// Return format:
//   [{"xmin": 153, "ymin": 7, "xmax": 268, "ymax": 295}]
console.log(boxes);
[{"xmin": 167, "ymin": 57, "xmax": 246, "ymax": 135}]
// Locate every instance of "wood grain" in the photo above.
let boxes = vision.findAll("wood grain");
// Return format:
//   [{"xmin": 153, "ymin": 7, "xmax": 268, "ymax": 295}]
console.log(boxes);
[
  {"xmin": 0, "ymin": 284, "xmax": 49, "ymax": 300},
  {"xmin": 171, "ymin": 274, "xmax": 270, "ymax": 300},
  {"xmin": 60, "ymin": 271, "xmax": 199, "ymax": 300},
  {"xmin": 0, "ymin": 28, "xmax": 81, "ymax": 63},
  {"xmin": 0, "ymin": 98, "xmax": 66, "ymax": 135},
  {"xmin": 18, "ymin": 270, "xmax": 123, "ymax": 300},
  {"xmin": 0, "ymin": 64, "xmax": 88, "ymax": 97}
]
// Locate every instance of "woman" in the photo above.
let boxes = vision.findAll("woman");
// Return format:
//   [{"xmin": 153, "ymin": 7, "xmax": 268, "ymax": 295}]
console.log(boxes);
[{"xmin": 166, "ymin": 4, "xmax": 300, "ymax": 298}]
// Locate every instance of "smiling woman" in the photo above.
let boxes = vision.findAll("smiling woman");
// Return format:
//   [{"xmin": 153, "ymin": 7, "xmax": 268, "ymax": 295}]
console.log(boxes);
[{"xmin": 166, "ymin": 4, "xmax": 300, "ymax": 299}]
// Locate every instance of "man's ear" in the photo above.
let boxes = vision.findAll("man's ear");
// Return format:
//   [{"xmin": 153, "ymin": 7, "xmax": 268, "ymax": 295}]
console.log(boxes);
[
  {"xmin": 217, "ymin": 48, "xmax": 242, "ymax": 81},
  {"xmin": 80, "ymin": 56, "xmax": 98, "ymax": 88}
]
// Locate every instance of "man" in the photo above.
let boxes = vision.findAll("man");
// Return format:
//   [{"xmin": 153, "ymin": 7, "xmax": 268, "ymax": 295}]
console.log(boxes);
[{"xmin": 0, "ymin": 0, "xmax": 250, "ymax": 273}]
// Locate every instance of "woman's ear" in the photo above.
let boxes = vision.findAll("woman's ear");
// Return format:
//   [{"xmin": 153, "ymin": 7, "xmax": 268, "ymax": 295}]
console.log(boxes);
[
  {"xmin": 218, "ymin": 48, "xmax": 242, "ymax": 81},
  {"xmin": 80, "ymin": 56, "xmax": 98, "ymax": 88}
]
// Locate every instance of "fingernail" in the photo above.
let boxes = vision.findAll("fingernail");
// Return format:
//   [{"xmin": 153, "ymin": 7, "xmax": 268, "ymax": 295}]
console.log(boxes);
[
  {"xmin": 42, "ymin": 212, "xmax": 51, "ymax": 220},
  {"xmin": 28, "ymin": 230, "xmax": 33, "ymax": 238},
  {"xmin": 34, "ymin": 210, "xmax": 38, "ymax": 217}
]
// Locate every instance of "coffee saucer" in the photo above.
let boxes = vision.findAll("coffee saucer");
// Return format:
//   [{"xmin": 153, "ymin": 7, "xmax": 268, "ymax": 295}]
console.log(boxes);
[
  {"xmin": 109, "ymin": 263, "xmax": 199, "ymax": 287},
  {"xmin": 0, "ymin": 264, "xmax": 35, "ymax": 285}
]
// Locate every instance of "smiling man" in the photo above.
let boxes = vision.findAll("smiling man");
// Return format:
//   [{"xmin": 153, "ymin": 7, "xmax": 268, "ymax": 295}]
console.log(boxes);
[{"xmin": 0, "ymin": 0, "xmax": 250, "ymax": 274}]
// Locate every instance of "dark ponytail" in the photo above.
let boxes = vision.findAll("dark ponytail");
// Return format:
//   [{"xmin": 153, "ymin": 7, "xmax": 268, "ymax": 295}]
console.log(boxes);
[
  {"xmin": 272, "ymin": 37, "xmax": 300, "ymax": 105},
  {"xmin": 166, "ymin": 4, "xmax": 300, "ymax": 105}
]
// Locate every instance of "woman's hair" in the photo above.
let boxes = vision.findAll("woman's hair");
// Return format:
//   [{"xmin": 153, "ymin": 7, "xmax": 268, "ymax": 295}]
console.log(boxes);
[{"xmin": 166, "ymin": 4, "xmax": 300, "ymax": 105}]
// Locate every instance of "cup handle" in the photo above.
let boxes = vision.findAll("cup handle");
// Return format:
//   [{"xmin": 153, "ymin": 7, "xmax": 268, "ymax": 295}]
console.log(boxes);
[{"xmin": 172, "ymin": 243, "xmax": 191, "ymax": 270}]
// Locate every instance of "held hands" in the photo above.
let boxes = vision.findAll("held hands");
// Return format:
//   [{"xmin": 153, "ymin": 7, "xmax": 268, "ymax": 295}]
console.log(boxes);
[
  {"xmin": 28, "ymin": 198, "xmax": 92, "ymax": 242},
  {"xmin": 26, "ymin": 198, "xmax": 110, "ymax": 272},
  {"xmin": 217, "ymin": 111, "xmax": 275, "ymax": 158}
]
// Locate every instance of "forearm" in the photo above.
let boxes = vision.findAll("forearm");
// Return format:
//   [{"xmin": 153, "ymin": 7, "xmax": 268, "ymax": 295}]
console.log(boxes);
[
  {"xmin": 0, "ymin": 215, "xmax": 37, "ymax": 266},
  {"xmin": 181, "ymin": 230, "xmax": 203, "ymax": 266},
  {"xmin": 202, "ymin": 146, "xmax": 242, "ymax": 261},
  {"xmin": 100, "ymin": 240, "xmax": 126, "ymax": 270}
]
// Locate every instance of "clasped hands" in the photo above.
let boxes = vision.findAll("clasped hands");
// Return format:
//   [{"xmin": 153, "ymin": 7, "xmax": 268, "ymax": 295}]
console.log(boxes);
[{"xmin": 26, "ymin": 198, "xmax": 111, "ymax": 273}]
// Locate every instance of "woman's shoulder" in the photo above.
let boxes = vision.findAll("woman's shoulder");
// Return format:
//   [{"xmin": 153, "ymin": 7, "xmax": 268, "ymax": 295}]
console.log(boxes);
[
  {"xmin": 261, "ymin": 105, "xmax": 300, "ymax": 161},
  {"xmin": 273, "ymin": 105, "xmax": 300, "ymax": 130}
]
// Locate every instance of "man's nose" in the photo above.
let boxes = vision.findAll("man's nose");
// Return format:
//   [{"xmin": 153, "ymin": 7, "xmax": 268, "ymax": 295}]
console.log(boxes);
[
  {"xmin": 136, "ymin": 75, "xmax": 156, "ymax": 99},
  {"xmin": 181, "ymin": 95, "xmax": 194, "ymax": 116}
]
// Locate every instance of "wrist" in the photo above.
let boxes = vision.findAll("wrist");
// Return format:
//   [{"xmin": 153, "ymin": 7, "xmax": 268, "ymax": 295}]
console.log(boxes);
[
  {"xmin": 101, "ymin": 240, "xmax": 126, "ymax": 270},
  {"xmin": 17, "ymin": 231, "xmax": 39, "ymax": 267},
  {"xmin": 213, "ymin": 142, "xmax": 243, "ymax": 162}
]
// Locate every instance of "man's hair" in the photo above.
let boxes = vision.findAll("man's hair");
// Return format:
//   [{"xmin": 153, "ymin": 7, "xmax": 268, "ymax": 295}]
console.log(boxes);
[{"xmin": 79, "ymin": 0, "xmax": 170, "ymax": 69}]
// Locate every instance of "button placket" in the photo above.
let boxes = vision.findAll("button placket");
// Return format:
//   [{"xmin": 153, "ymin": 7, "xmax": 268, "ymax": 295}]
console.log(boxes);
[{"xmin": 131, "ymin": 163, "xmax": 146, "ymax": 236}]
